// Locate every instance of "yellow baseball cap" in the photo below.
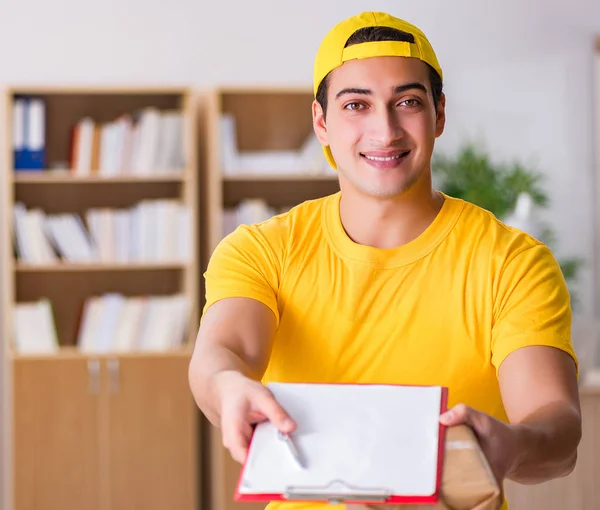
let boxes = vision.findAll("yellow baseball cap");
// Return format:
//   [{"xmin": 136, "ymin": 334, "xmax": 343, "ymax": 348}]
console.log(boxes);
[{"xmin": 313, "ymin": 11, "xmax": 443, "ymax": 170}]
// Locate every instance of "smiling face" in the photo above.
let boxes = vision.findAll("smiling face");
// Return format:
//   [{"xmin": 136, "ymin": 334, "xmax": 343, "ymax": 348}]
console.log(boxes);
[{"xmin": 313, "ymin": 56, "xmax": 446, "ymax": 199}]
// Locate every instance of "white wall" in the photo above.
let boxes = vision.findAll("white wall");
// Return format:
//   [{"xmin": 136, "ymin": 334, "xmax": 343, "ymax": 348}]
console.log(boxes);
[
  {"xmin": 1, "ymin": 0, "xmax": 597, "ymax": 308},
  {"xmin": 1, "ymin": 0, "xmax": 599, "ymax": 506}
]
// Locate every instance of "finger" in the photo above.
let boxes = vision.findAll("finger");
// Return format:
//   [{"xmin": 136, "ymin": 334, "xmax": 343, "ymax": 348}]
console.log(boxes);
[
  {"xmin": 440, "ymin": 404, "xmax": 491, "ymax": 438},
  {"xmin": 227, "ymin": 421, "xmax": 254, "ymax": 463},
  {"xmin": 222, "ymin": 415, "xmax": 254, "ymax": 464},
  {"xmin": 255, "ymin": 390, "xmax": 296, "ymax": 433},
  {"xmin": 439, "ymin": 403, "xmax": 472, "ymax": 426}
]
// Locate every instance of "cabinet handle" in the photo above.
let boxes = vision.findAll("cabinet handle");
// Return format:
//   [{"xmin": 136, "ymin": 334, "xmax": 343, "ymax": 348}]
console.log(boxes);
[
  {"xmin": 107, "ymin": 358, "xmax": 120, "ymax": 393},
  {"xmin": 87, "ymin": 359, "xmax": 101, "ymax": 394}
]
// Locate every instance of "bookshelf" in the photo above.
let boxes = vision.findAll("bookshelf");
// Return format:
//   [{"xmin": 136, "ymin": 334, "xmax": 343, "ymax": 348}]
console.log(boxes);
[
  {"xmin": 1, "ymin": 86, "xmax": 200, "ymax": 510},
  {"xmin": 200, "ymin": 86, "xmax": 340, "ymax": 510},
  {"xmin": 202, "ymin": 87, "xmax": 340, "ymax": 256}
]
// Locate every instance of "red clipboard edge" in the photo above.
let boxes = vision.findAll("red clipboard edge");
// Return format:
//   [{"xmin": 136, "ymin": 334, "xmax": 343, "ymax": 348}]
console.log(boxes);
[{"xmin": 234, "ymin": 384, "xmax": 449, "ymax": 505}]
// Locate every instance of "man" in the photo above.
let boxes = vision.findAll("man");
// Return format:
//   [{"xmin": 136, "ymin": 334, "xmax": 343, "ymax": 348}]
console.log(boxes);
[{"xmin": 189, "ymin": 11, "xmax": 582, "ymax": 510}]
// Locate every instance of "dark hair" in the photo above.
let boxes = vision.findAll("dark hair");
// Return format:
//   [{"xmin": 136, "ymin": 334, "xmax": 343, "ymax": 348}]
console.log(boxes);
[{"xmin": 315, "ymin": 26, "xmax": 444, "ymax": 120}]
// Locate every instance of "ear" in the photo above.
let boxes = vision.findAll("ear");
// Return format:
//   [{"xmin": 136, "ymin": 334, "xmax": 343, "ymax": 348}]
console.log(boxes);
[
  {"xmin": 435, "ymin": 93, "xmax": 446, "ymax": 138},
  {"xmin": 312, "ymin": 99, "xmax": 329, "ymax": 146}
]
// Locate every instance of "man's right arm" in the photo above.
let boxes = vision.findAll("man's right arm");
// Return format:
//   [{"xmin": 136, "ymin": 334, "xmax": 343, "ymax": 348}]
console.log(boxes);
[
  {"xmin": 188, "ymin": 222, "xmax": 295, "ymax": 462},
  {"xmin": 188, "ymin": 296, "xmax": 277, "ymax": 427},
  {"xmin": 189, "ymin": 296, "xmax": 295, "ymax": 463}
]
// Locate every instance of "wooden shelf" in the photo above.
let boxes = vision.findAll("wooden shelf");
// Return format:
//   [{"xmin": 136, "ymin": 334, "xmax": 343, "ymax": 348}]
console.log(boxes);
[
  {"xmin": 15, "ymin": 262, "xmax": 188, "ymax": 272},
  {"xmin": 223, "ymin": 173, "xmax": 337, "ymax": 181},
  {"xmin": 219, "ymin": 90, "xmax": 313, "ymax": 152},
  {"xmin": 13, "ymin": 171, "xmax": 187, "ymax": 184},
  {"xmin": 3, "ymin": 86, "xmax": 200, "ymax": 510},
  {"xmin": 8, "ymin": 85, "xmax": 192, "ymax": 95},
  {"xmin": 15, "ymin": 181, "xmax": 184, "ymax": 215},
  {"xmin": 223, "ymin": 175, "xmax": 340, "ymax": 208},
  {"xmin": 6, "ymin": 86, "xmax": 199, "ymax": 348},
  {"xmin": 202, "ymin": 87, "xmax": 343, "ymax": 510},
  {"xmin": 204, "ymin": 87, "xmax": 339, "ymax": 254},
  {"xmin": 11, "ymin": 345, "xmax": 193, "ymax": 360}
]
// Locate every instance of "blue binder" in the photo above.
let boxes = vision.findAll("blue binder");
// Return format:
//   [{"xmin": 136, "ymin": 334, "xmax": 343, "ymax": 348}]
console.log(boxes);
[{"xmin": 14, "ymin": 96, "xmax": 46, "ymax": 171}]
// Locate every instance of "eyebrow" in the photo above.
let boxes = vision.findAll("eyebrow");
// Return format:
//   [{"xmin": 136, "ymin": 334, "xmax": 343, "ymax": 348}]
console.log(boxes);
[{"xmin": 335, "ymin": 82, "xmax": 428, "ymax": 99}]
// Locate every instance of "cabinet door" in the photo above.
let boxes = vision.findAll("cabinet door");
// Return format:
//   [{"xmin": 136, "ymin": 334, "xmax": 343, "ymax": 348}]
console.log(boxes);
[
  {"xmin": 106, "ymin": 355, "xmax": 198, "ymax": 510},
  {"xmin": 13, "ymin": 357, "xmax": 103, "ymax": 510}
]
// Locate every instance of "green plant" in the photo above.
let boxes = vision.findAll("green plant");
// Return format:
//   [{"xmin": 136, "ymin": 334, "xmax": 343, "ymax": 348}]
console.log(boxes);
[{"xmin": 432, "ymin": 141, "xmax": 584, "ymax": 306}]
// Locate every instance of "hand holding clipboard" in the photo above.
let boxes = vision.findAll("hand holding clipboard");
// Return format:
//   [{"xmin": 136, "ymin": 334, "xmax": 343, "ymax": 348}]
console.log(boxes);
[
  {"xmin": 215, "ymin": 372, "xmax": 298, "ymax": 464},
  {"xmin": 236, "ymin": 383, "xmax": 448, "ymax": 506}
]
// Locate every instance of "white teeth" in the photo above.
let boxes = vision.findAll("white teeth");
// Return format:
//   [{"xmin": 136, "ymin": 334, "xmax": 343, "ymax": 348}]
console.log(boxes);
[{"xmin": 364, "ymin": 153, "xmax": 405, "ymax": 161}]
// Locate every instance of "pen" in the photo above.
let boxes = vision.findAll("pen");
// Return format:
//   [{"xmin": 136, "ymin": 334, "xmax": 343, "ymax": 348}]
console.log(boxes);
[{"xmin": 278, "ymin": 430, "xmax": 307, "ymax": 469}]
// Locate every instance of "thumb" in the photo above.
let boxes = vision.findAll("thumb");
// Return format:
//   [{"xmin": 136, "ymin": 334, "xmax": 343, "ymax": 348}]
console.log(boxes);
[
  {"xmin": 439, "ymin": 403, "xmax": 472, "ymax": 426},
  {"xmin": 255, "ymin": 389, "xmax": 296, "ymax": 433}
]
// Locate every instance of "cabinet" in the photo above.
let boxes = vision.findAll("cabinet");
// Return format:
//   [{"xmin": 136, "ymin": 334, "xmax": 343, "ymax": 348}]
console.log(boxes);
[
  {"xmin": 13, "ymin": 354, "xmax": 197, "ymax": 510},
  {"xmin": 14, "ymin": 357, "xmax": 103, "ymax": 510}
]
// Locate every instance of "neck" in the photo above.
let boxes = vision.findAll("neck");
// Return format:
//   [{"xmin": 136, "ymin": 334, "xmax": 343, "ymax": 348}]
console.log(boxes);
[{"xmin": 338, "ymin": 178, "xmax": 444, "ymax": 250}]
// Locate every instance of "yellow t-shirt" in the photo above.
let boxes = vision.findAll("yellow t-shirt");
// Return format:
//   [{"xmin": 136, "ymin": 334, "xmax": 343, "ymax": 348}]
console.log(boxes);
[{"xmin": 203, "ymin": 191, "xmax": 577, "ymax": 510}]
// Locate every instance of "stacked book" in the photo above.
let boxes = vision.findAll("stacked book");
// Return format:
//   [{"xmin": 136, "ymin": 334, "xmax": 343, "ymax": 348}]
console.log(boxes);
[
  {"xmin": 13, "ymin": 293, "xmax": 190, "ymax": 354},
  {"xmin": 13, "ymin": 199, "xmax": 191, "ymax": 265},
  {"xmin": 70, "ymin": 108, "xmax": 185, "ymax": 175},
  {"xmin": 220, "ymin": 113, "xmax": 336, "ymax": 176},
  {"xmin": 77, "ymin": 293, "xmax": 190, "ymax": 353}
]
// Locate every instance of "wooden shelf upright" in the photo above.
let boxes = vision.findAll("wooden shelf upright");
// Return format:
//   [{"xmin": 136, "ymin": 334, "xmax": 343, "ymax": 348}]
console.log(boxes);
[{"xmin": 199, "ymin": 86, "xmax": 339, "ymax": 510}]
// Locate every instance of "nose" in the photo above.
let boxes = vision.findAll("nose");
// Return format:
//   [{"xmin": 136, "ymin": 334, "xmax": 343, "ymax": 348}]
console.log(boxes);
[{"xmin": 368, "ymin": 105, "xmax": 404, "ymax": 147}]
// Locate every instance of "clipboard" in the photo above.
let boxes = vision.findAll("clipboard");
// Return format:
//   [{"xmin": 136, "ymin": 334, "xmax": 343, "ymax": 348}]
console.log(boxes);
[{"xmin": 235, "ymin": 383, "xmax": 448, "ymax": 505}]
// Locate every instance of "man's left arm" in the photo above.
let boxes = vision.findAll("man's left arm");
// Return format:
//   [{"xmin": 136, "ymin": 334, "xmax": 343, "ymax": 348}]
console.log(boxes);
[
  {"xmin": 441, "ymin": 346, "xmax": 581, "ymax": 485},
  {"xmin": 498, "ymin": 344, "xmax": 581, "ymax": 483},
  {"xmin": 440, "ymin": 242, "xmax": 582, "ymax": 485}
]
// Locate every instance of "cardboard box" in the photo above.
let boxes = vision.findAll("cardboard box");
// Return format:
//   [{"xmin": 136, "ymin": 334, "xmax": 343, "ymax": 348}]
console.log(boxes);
[{"xmin": 347, "ymin": 425, "xmax": 502, "ymax": 510}]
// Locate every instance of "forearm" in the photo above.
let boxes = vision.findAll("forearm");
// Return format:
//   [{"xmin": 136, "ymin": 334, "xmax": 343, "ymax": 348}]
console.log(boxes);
[
  {"xmin": 188, "ymin": 298, "xmax": 277, "ymax": 426},
  {"xmin": 508, "ymin": 401, "xmax": 582, "ymax": 484},
  {"xmin": 188, "ymin": 343, "xmax": 256, "ymax": 427}
]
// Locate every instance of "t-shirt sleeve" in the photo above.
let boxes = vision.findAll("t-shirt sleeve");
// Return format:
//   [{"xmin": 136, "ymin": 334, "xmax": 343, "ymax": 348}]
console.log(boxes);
[
  {"xmin": 491, "ymin": 242, "xmax": 578, "ymax": 375},
  {"xmin": 202, "ymin": 223, "xmax": 284, "ymax": 326}
]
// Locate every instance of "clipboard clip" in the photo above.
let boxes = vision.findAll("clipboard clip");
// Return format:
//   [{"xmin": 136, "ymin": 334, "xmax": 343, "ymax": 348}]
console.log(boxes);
[{"xmin": 284, "ymin": 479, "xmax": 391, "ymax": 505}]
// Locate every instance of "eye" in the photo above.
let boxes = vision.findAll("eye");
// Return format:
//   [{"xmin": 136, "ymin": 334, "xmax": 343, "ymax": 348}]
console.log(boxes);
[
  {"xmin": 344, "ymin": 102, "xmax": 364, "ymax": 111},
  {"xmin": 399, "ymin": 98, "xmax": 422, "ymax": 108}
]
